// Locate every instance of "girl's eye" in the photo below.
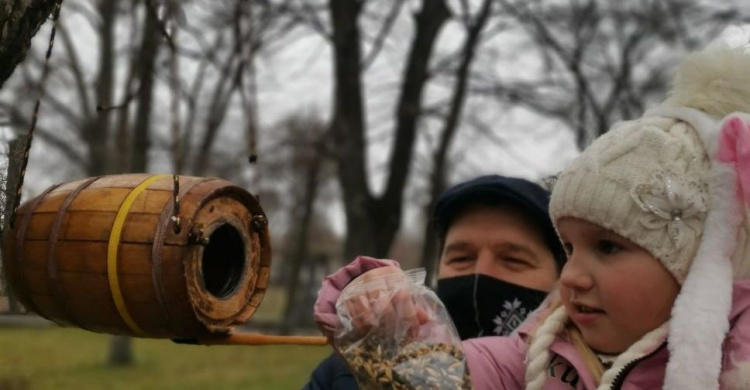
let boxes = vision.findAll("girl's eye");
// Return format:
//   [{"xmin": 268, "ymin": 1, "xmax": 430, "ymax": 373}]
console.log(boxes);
[{"xmin": 597, "ymin": 240, "xmax": 623, "ymax": 255}]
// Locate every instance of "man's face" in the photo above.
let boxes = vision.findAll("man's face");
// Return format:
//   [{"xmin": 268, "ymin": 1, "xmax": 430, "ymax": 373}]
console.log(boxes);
[{"xmin": 437, "ymin": 204, "xmax": 558, "ymax": 292}]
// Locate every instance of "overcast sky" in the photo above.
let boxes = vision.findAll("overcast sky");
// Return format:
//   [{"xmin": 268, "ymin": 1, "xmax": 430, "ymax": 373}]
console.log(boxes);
[{"xmin": 3, "ymin": 1, "xmax": 581, "ymax": 238}]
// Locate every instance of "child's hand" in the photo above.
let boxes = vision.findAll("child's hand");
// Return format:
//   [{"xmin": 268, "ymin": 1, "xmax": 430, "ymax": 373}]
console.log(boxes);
[
  {"xmin": 337, "ymin": 267, "xmax": 430, "ymax": 337},
  {"xmin": 313, "ymin": 256, "xmax": 400, "ymax": 340}
]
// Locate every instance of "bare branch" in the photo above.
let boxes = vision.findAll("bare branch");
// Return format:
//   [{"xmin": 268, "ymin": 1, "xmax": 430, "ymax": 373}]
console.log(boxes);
[
  {"xmin": 361, "ymin": 1, "xmax": 404, "ymax": 70},
  {"xmin": 56, "ymin": 20, "xmax": 92, "ymax": 119},
  {"xmin": 0, "ymin": 102, "xmax": 85, "ymax": 167}
]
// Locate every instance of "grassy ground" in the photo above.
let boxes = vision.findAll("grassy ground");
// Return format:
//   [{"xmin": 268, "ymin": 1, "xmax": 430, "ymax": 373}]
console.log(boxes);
[{"xmin": 0, "ymin": 326, "xmax": 331, "ymax": 390}]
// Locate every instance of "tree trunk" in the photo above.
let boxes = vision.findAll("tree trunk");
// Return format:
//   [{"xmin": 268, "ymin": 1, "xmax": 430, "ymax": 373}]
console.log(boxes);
[
  {"xmin": 329, "ymin": 0, "xmax": 373, "ymax": 260},
  {"xmin": 0, "ymin": 0, "xmax": 59, "ymax": 89},
  {"xmin": 330, "ymin": 0, "xmax": 450, "ymax": 261},
  {"xmin": 107, "ymin": 335, "xmax": 133, "ymax": 366},
  {"xmin": 5, "ymin": 284, "xmax": 21, "ymax": 312},
  {"xmin": 420, "ymin": 0, "xmax": 493, "ymax": 285},
  {"xmin": 2, "ymin": 137, "xmax": 27, "ymax": 312},
  {"xmin": 280, "ymin": 153, "xmax": 322, "ymax": 334},
  {"xmin": 84, "ymin": 0, "xmax": 117, "ymax": 176},
  {"xmin": 130, "ymin": 3, "xmax": 159, "ymax": 173},
  {"xmin": 370, "ymin": 0, "xmax": 450, "ymax": 258}
]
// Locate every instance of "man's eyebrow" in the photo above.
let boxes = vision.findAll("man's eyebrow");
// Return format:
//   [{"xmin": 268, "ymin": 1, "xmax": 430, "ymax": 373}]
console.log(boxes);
[
  {"xmin": 443, "ymin": 241, "xmax": 474, "ymax": 253},
  {"xmin": 494, "ymin": 242, "xmax": 539, "ymax": 261}
]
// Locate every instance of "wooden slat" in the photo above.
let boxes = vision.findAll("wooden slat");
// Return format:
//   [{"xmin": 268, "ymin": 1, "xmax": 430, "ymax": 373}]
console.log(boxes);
[
  {"xmin": 29, "ymin": 294, "xmax": 70, "ymax": 321},
  {"xmin": 157, "ymin": 256, "xmax": 210, "ymax": 337},
  {"xmin": 48, "ymin": 178, "xmax": 91, "ymax": 194},
  {"xmin": 64, "ymin": 295, "xmax": 127, "ymax": 333},
  {"xmin": 22, "ymin": 265, "xmax": 51, "ymax": 295},
  {"xmin": 24, "ymin": 212, "xmax": 57, "ymax": 240},
  {"xmin": 118, "ymin": 274, "xmax": 159, "ymax": 303},
  {"xmin": 56, "ymin": 272, "xmax": 157, "ymax": 304},
  {"xmin": 144, "ymin": 175, "xmax": 205, "ymax": 191},
  {"xmin": 127, "ymin": 302, "xmax": 173, "ymax": 338},
  {"xmin": 119, "ymin": 213, "xmax": 161, "ymax": 242},
  {"xmin": 32, "ymin": 192, "xmax": 71, "ymax": 212},
  {"xmin": 87, "ymin": 174, "xmax": 153, "ymax": 189},
  {"xmin": 68, "ymin": 188, "xmax": 130, "ymax": 211},
  {"xmin": 23, "ymin": 211, "xmax": 161, "ymax": 243},
  {"xmin": 23, "ymin": 240, "xmax": 154, "ymax": 275},
  {"xmin": 65, "ymin": 188, "xmax": 172, "ymax": 213}
]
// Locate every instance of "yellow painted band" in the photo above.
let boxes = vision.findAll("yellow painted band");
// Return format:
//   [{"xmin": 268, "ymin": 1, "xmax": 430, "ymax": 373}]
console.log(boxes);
[{"xmin": 108, "ymin": 175, "xmax": 170, "ymax": 336}]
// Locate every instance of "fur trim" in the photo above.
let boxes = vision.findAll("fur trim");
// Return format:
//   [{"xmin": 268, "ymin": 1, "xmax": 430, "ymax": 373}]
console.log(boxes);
[
  {"xmin": 721, "ymin": 360, "xmax": 750, "ymax": 390},
  {"xmin": 660, "ymin": 26, "xmax": 750, "ymax": 119},
  {"xmin": 597, "ymin": 322, "xmax": 669, "ymax": 390},
  {"xmin": 734, "ymin": 216, "xmax": 750, "ymax": 279},
  {"xmin": 722, "ymin": 112, "xmax": 750, "ymax": 279},
  {"xmin": 664, "ymin": 161, "xmax": 739, "ymax": 390},
  {"xmin": 524, "ymin": 306, "xmax": 568, "ymax": 390}
]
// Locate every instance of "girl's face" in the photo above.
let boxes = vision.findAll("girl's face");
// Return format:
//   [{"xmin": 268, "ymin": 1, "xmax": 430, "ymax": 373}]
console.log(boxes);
[{"xmin": 557, "ymin": 217, "xmax": 679, "ymax": 354}]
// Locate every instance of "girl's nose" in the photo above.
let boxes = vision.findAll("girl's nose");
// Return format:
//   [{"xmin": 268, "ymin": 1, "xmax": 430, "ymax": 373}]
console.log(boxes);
[{"xmin": 559, "ymin": 254, "xmax": 593, "ymax": 291}]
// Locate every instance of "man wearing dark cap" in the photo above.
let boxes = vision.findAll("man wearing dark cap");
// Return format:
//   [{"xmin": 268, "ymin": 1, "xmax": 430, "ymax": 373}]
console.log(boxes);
[
  {"xmin": 303, "ymin": 175, "xmax": 565, "ymax": 389},
  {"xmin": 433, "ymin": 175, "xmax": 564, "ymax": 340}
]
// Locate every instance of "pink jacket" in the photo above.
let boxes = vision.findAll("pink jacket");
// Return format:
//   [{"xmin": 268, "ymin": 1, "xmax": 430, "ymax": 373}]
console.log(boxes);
[{"xmin": 463, "ymin": 279, "xmax": 750, "ymax": 390}]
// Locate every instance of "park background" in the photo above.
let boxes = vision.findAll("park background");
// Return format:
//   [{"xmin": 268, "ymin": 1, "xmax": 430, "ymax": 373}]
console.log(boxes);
[{"xmin": 1, "ymin": 0, "xmax": 749, "ymax": 388}]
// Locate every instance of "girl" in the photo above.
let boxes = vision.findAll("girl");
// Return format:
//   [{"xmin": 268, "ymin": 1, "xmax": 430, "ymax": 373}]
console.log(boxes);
[{"xmin": 314, "ymin": 26, "xmax": 750, "ymax": 389}]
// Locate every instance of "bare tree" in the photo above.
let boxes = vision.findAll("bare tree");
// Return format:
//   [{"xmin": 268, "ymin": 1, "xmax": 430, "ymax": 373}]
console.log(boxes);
[
  {"xmin": 329, "ymin": 0, "xmax": 451, "ymax": 260},
  {"xmin": 128, "ymin": 1, "xmax": 161, "ymax": 174},
  {"xmin": 419, "ymin": 0, "xmax": 495, "ymax": 281},
  {"xmin": 0, "ymin": 0, "xmax": 61, "ymax": 314},
  {"xmin": 263, "ymin": 114, "xmax": 337, "ymax": 334},
  {"xmin": 475, "ymin": 0, "xmax": 746, "ymax": 150}
]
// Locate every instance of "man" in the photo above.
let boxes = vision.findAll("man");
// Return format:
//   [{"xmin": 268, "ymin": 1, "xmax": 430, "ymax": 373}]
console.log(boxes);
[{"xmin": 303, "ymin": 175, "xmax": 566, "ymax": 389}]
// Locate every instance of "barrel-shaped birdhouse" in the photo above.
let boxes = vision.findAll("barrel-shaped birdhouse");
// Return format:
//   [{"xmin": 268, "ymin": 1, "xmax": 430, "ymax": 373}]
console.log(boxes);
[{"xmin": 2, "ymin": 174, "xmax": 271, "ymax": 340}]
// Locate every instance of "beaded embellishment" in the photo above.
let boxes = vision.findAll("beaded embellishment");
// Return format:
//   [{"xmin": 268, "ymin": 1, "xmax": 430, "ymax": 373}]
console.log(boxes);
[{"xmin": 631, "ymin": 170, "xmax": 708, "ymax": 251}]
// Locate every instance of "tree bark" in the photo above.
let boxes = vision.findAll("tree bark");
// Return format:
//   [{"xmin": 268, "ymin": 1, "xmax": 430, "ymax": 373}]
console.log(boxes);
[
  {"xmin": 107, "ymin": 335, "xmax": 133, "ymax": 366},
  {"xmin": 84, "ymin": 0, "xmax": 117, "ymax": 175},
  {"xmin": 280, "ymin": 152, "xmax": 322, "ymax": 334},
  {"xmin": 0, "ymin": 0, "xmax": 59, "ymax": 89},
  {"xmin": 330, "ymin": 0, "xmax": 450, "ymax": 261},
  {"xmin": 130, "ymin": 3, "xmax": 159, "ymax": 173},
  {"xmin": 2, "ymin": 137, "xmax": 27, "ymax": 312},
  {"xmin": 329, "ymin": 0, "xmax": 371, "ymax": 260}
]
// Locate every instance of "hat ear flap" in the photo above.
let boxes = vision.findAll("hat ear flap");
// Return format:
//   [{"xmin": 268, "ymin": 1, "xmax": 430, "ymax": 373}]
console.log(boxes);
[
  {"xmin": 717, "ymin": 114, "xmax": 750, "ymax": 280},
  {"xmin": 660, "ymin": 112, "xmax": 742, "ymax": 390},
  {"xmin": 718, "ymin": 115, "xmax": 750, "ymax": 205}
]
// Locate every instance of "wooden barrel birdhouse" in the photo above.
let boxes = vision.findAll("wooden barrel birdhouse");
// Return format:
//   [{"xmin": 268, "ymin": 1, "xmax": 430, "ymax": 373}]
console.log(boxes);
[{"xmin": 2, "ymin": 174, "xmax": 271, "ymax": 340}]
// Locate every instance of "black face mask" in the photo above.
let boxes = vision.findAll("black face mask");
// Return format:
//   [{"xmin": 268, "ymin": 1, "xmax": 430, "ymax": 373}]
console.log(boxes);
[{"xmin": 436, "ymin": 274, "xmax": 549, "ymax": 340}]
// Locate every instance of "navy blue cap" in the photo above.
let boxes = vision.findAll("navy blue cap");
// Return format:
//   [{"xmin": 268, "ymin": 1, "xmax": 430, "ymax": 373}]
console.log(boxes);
[{"xmin": 432, "ymin": 175, "xmax": 566, "ymax": 269}]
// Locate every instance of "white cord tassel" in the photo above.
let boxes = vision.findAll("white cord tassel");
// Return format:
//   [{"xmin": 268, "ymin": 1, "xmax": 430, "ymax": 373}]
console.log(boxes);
[{"xmin": 525, "ymin": 306, "xmax": 568, "ymax": 390}]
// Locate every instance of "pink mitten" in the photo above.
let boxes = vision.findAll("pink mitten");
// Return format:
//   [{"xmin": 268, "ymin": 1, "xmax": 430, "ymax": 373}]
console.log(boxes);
[{"xmin": 313, "ymin": 256, "xmax": 400, "ymax": 340}]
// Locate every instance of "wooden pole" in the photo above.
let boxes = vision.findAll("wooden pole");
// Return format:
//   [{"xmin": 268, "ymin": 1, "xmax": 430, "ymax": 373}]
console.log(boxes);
[{"xmin": 195, "ymin": 333, "xmax": 328, "ymax": 346}]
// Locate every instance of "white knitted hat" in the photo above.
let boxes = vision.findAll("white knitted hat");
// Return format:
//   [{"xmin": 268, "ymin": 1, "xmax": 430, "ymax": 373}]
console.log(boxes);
[
  {"xmin": 525, "ymin": 26, "xmax": 750, "ymax": 390},
  {"xmin": 549, "ymin": 116, "xmax": 710, "ymax": 283}
]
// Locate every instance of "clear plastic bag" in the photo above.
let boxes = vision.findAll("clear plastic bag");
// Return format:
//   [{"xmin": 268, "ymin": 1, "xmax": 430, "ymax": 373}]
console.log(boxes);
[{"xmin": 334, "ymin": 268, "xmax": 473, "ymax": 389}]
